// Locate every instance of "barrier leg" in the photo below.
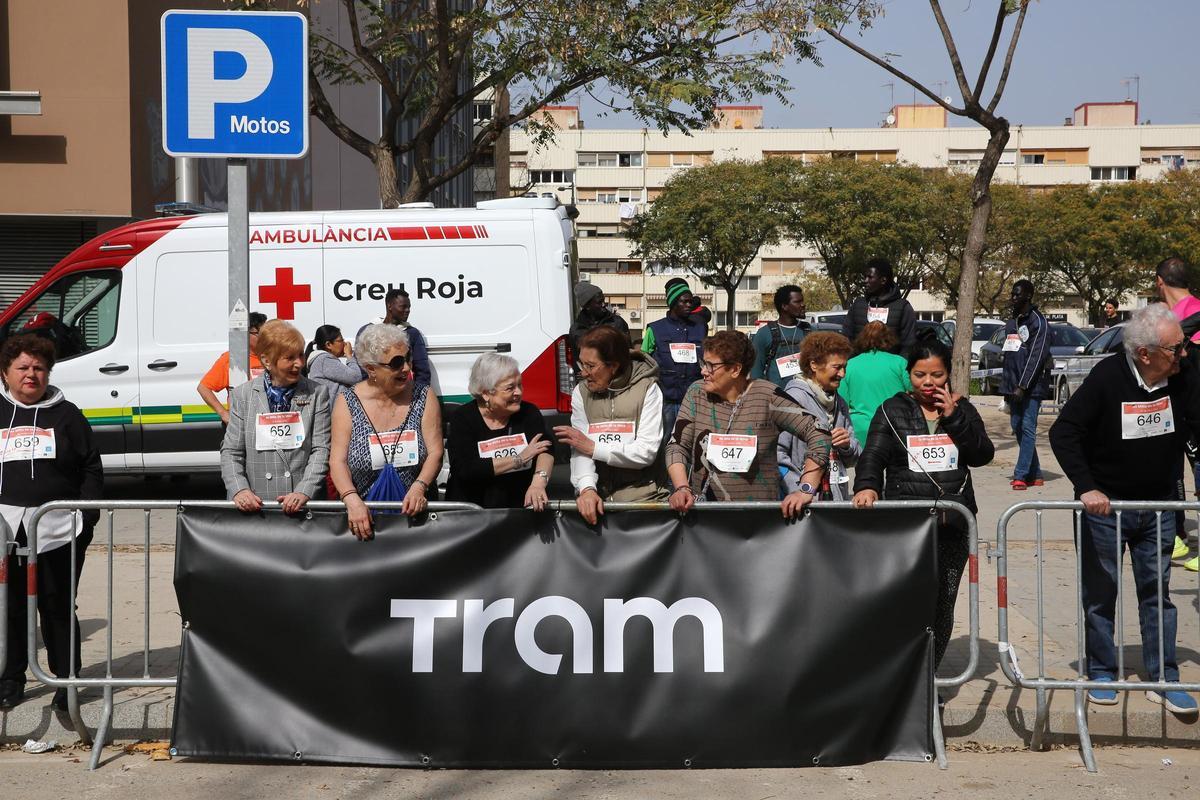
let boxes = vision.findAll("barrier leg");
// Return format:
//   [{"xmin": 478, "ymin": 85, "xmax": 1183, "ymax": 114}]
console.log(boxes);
[
  {"xmin": 87, "ymin": 685, "xmax": 113, "ymax": 771},
  {"xmin": 67, "ymin": 684, "xmax": 92, "ymax": 746},
  {"xmin": 1031, "ymin": 686, "xmax": 1048, "ymax": 751},
  {"xmin": 0, "ymin": 545, "xmax": 8, "ymax": 680},
  {"xmin": 932, "ymin": 693, "xmax": 948, "ymax": 769},
  {"xmin": 1074, "ymin": 687, "xmax": 1097, "ymax": 773}
]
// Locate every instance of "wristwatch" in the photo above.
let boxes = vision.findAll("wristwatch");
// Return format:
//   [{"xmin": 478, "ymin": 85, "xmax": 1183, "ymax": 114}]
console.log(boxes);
[{"xmin": 798, "ymin": 482, "xmax": 817, "ymax": 496}]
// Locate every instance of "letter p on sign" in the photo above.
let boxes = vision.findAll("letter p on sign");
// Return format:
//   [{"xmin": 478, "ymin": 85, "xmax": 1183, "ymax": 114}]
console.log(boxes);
[{"xmin": 162, "ymin": 10, "xmax": 308, "ymax": 158}]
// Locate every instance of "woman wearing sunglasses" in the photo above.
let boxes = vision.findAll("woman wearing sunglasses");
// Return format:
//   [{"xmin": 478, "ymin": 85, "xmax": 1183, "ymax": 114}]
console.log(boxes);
[
  {"xmin": 665, "ymin": 330, "xmax": 832, "ymax": 518},
  {"xmin": 330, "ymin": 324, "xmax": 443, "ymax": 537}
]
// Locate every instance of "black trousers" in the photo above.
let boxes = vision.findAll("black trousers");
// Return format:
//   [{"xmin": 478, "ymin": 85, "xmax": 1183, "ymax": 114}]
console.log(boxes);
[
  {"xmin": 934, "ymin": 520, "xmax": 970, "ymax": 671},
  {"xmin": 2, "ymin": 523, "xmax": 92, "ymax": 683}
]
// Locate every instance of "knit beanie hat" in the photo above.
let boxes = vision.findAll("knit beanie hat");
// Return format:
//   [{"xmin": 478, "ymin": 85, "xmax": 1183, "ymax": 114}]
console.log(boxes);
[
  {"xmin": 665, "ymin": 278, "xmax": 692, "ymax": 307},
  {"xmin": 574, "ymin": 281, "xmax": 603, "ymax": 307}
]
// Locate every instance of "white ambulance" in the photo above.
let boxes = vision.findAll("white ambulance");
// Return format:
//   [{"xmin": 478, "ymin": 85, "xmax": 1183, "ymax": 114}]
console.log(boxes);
[{"xmin": 0, "ymin": 198, "xmax": 575, "ymax": 474}]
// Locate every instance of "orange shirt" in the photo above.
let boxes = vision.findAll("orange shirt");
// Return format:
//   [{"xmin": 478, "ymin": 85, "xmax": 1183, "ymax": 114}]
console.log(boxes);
[{"xmin": 199, "ymin": 351, "xmax": 264, "ymax": 394}]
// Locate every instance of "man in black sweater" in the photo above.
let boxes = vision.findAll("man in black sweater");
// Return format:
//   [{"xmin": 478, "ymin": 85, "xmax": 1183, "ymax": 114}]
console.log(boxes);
[
  {"xmin": 841, "ymin": 258, "xmax": 916, "ymax": 354},
  {"xmin": 1049, "ymin": 303, "xmax": 1200, "ymax": 714}
]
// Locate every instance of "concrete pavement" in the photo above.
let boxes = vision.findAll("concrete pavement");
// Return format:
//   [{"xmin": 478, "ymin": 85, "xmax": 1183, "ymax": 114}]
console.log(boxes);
[{"xmin": 4, "ymin": 400, "xmax": 1200, "ymax": 766}]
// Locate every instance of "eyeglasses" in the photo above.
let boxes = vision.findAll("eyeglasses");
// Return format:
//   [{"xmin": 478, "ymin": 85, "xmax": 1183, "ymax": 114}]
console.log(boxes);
[
  {"xmin": 1154, "ymin": 341, "xmax": 1188, "ymax": 359},
  {"xmin": 578, "ymin": 360, "xmax": 606, "ymax": 374},
  {"xmin": 700, "ymin": 360, "xmax": 731, "ymax": 374},
  {"xmin": 378, "ymin": 354, "xmax": 410, "ymax": 371}
]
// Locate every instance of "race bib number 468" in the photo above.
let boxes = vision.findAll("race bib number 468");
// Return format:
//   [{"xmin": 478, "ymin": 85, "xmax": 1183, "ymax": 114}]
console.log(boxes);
[
  {"xmin": 0, "ymin": 426, "xmax": 56, "ymax": 461},
  {"xmin": 1121, "ymin": 397, "xmax": 1174, "ymax": 440}
]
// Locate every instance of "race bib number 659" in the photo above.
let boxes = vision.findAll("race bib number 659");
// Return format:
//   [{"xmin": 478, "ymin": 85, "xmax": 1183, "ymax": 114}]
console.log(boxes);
[{"xmin": 0, "ymin": 426, "xmax": 56, "ymax": 462}]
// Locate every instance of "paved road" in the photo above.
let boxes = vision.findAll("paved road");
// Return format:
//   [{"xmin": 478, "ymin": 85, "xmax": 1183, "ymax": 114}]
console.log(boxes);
[{"xmin": 1, "ymin": 745, "xmax": 1196, "ymax": 798}]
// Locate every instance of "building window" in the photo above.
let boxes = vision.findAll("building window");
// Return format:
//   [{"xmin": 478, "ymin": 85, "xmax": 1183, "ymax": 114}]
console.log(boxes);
[
  {"xmin": 472, "ymin": 102, "xmax": 493, "ymax": 122},
  {"xmin": 715, "ymin": 310, "xmax": 756, "ymax": 327},
  {"xmin": 1090, "ymin": 166, "xmax": 1136, "ymax": 181},
  {"xmin": 671, "ymin": 153, "xmax": 695, "ymax": 167},
  {"xmin": 617, "ymin": 188, "xmax": 643, "ymax": 203},
  {"xmin": 917, "ymin": 311, "xmax": 945, "ymax": 322},
  {"xmin": 739, "ymin": 276, "xmax": 760, "ymax": 291},
  {"xmin": 1021, "ymin": 153, "xmax": 1045, "ymax": 165},
  {"xmin": 595, "ymin": 190, "xmax": 617, "ymax": 203},
  {"xmin": 619, "ymin": 153, "xmax": 643, "ymax": 167},
  {"xmin": 529, "ymin": 169, "xmax": 574, "ymax": 184},
  {"xmin": 579, "ymin": 259, "xmax": 619, "ymax": 273},
  {"xmin": 617, "ymin": 260, "xmax": 642, "ymax": 273}
]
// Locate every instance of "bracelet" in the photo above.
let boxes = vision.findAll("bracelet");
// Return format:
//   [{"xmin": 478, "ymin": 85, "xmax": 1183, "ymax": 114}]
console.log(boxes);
[
  {"xmin": 577, "ymin": 486, "xmax": 598, "ymax": 498},
  {"xmin": 412, "ymin": 478, "xmax": 430, "ymax": 492},
  {"xmin": 339, "ymin": 489, "xmax": 360, "ymax": 501},
  {"xmin": 533, "ymin": 469, "xmax": 550, "ymax": 481},
  {"xmin": 670, "ymin": 484, "xmax": 692, "ymax": 496}
]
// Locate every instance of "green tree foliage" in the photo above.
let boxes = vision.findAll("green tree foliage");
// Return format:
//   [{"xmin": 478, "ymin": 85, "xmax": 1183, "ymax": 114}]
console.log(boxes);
[
  {"xmin": 250, "ymin": 0, "xmax": 832, "ymax": 204},
  {"xmin": 627, "ymin": 159, "xmax": 795, "ymax": 329},
  {"xmin": 780, "ymin": 158, "xmax": 934, "ymax": 307}
]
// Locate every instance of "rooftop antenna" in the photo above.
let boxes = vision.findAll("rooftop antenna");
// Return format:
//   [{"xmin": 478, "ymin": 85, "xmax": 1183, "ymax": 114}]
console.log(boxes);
[
  {"xmin": 1122, "ymin": 75, "xmax": 1140, "ymax": 104},
  {"xmin": 882, "ymin": 81, "xmax": 894, "ymax": 113}
]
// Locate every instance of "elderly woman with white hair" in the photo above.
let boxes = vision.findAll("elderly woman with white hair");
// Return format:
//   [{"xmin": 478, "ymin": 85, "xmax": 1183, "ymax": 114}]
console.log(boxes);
[
  {"xmin": 445, "ymin": 353, "xmax": 554, "ymax": 509},
  {"xmin": 330, "ymin": 323, "xmax": 443, "ymax": 535}
]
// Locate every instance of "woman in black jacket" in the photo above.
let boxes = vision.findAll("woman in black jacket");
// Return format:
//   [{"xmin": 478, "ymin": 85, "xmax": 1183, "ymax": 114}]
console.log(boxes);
[
  {"xmin": 0, "ymin": 334, "xmax": 103, "ymax": 711},
  {"xmin": 852, "ymin": 340, "xmax": 994, "ymax": 671}
]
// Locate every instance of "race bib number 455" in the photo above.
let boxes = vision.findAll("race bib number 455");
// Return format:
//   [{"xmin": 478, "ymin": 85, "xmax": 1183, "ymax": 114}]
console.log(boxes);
[
  {"xmin": 1121, "ymin": 397, "xmax": 1174, "ymax": 440},
  {"xmin": 0, "ymin": 426, "xmax": 56, "ymax": 461}
]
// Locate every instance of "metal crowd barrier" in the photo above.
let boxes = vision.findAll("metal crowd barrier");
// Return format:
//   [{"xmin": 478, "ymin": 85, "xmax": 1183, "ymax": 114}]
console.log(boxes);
[
  {"xmin": 996, "ymin": 500, "xmax": 1200, "ymax": 773},
  {"xmin": 5, "ymin": 498, "xmax": 978, "ymax": 771},
  {"xmin": 550, "ymin": 499, "xmax": 980, "ymax": 769},
  {"xmin": 17, "ymin": 499, "xmax": 482, "ymax": 771}
]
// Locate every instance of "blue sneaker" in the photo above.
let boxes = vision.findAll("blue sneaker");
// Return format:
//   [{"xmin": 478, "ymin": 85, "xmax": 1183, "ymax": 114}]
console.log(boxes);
[
  {"xmin": 1088, "ymin": 677, "xmax": 1118, "ymax": 705},
  {"xmin": 1147, "ymin": 689, "xmax": 1198, "ymax": 715}
]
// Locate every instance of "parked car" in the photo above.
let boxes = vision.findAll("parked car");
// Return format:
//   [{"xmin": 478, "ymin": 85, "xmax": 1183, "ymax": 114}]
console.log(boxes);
[
  {"xmin": 1054, "ymin": 324, "xmax": 1126, "ymax": 405},
  {"xmin": 915, "ymin": 319, "xmax": 953, "ymax": 349},
  {"xmin": 944, "ymin": 317, "xmax": 1005, "ymax": 365},
  {"xmin": 976, "ymin": 323, "xmax": 1093, "ymax": 395},
  {"xmin": 805, "ymin": 310, "xmax": 848, "ymax": 327}
]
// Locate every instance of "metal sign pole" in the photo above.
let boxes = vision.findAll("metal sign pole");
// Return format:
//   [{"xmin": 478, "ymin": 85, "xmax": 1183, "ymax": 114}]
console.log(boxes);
[{"xmin": 228, "ymin": 158, "xmax": 250, "ymax": 385}]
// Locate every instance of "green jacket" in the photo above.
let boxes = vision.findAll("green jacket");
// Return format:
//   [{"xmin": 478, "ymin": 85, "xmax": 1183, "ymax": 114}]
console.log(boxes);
[{"xmin": 837, "ymin": 350, "xmax": 909, "ymax": 441}]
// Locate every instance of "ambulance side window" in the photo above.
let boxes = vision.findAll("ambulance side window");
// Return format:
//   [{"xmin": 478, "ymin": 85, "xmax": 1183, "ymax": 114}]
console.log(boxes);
[{"xmin": 3, "ymin": 271, "xmax": 121, "ymax": 361}]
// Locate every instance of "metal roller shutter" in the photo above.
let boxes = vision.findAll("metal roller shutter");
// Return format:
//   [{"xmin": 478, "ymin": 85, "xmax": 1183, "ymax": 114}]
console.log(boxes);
[{"xmin": 0, "ymin": 217, "xmax": 126, "ymax": 312}]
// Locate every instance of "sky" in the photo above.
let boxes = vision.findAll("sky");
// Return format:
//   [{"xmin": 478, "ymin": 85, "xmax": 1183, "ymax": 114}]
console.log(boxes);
[{"xmin": 573, "ymin": 0, "xmax": 1200, "ymax": 130}]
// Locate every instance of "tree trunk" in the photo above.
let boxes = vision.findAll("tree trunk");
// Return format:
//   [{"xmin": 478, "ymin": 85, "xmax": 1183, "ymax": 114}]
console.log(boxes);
[
  {"xmin": 373, "ymin": 142, "xmax": 401, "ymax": 208},
  {"xmin": 952, "ymin": 122, "xmax": 1010, "ymax": 395},
  {"xmin": 724, "ymin": 284, "xmax": 737, "ymax": 331}
]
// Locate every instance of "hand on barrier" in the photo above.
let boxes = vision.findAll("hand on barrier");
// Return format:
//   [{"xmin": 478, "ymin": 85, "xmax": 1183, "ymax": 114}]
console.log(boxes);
[
  {"xmin": 830, "ymin": 427, "xmax": 851, "ymax": 449},
  {"xmin": 553, "ymin": 426, "xmax": 594, "ymax": 458},
  {"xmin": 1080, "ymin": 489, "xmax": 1111, "ymax": 516},
  {"xmin": 852, "ymin": 489, "xmax": 878, "ymax": 509},
  {"xmin": 402, "ymin": 481, "xmax": 429, "ymax": 517},
  {"xmin": 345, "ymin": 495, "xmax": 374, "ymax": 540},
  {"xmin": 576, "ymin": 489, "xmax": 605, "ymax": 525},
  {"xmin": 233, "ymin": 489, "xmax": 263, "ymax": 513},
  {"xmin": 668, "ymin": 485, "xmax": 695, "ymax": 514},
  {"xmin": 781, "ymin": 489, "xmax": 815, "ymax": 519},
  {"xmin": 524, "ymin": 481, "xmax": 548, "ymax": 512},
  {"xmin": 277, "ymin": 492, "xmax": 310, "ymax": 515}
]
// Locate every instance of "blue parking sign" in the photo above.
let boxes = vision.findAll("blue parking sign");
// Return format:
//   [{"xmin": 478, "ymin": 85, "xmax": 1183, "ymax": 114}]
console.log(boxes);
[{"xmin": 161, "ymin": 10, "xmax": 308, "ymax": 159}]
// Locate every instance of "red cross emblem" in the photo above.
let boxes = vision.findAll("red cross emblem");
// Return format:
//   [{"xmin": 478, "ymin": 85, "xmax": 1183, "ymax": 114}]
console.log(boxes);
[{"xmin": 258, "ymin": 266, "xmax": 312, "ymax": 320}]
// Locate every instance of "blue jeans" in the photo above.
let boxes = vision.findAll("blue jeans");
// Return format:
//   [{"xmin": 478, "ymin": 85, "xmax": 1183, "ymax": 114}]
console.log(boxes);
[
  {"xmin": 662, "ymin": 401, "xmax": 681, "ymax": 447},
  {"xmin": 1079, "ymin": 509, "xmax": 1179, "ymax": 682},
  {"xmin": 1008, "ymin": 397, "xmax": 1042, "ymax": 482}
]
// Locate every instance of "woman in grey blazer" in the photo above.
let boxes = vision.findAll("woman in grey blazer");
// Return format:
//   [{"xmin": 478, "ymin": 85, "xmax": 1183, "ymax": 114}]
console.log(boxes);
[{"xmin": 221, "ymin": 320, "xmax": 332, "ymax": 513}]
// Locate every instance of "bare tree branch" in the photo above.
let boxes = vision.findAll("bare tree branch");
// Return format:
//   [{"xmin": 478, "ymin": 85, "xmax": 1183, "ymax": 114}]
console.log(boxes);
[
  {"xmin": 340, "ymin": 0, "xmax": 404, "ymax": 114},
  {"xmin": 970, "ymin": 0, "xmax": 1008, "ymax": 103},
  {"xmin": 819, "ymin": 25, "xmax": 967, "ymax": 115},
  {"xmin": 309, "ymin": 75, "xmax": 374, "ymax": 159},
  {"xmin": 927, "ymin": 0, "xmax": 973, "ymax": 103},
  {"xmin": 986, "ymin": 0, "xmax": 1030, "ymax": 114}
]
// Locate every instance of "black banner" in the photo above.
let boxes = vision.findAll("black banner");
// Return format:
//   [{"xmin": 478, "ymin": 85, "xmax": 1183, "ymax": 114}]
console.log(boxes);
[{"xmin": 171, "ymin": 507, "xmax": 936, "ymax": 767}]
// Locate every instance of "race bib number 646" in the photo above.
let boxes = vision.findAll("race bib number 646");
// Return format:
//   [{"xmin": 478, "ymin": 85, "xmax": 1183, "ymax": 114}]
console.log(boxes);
[{"xmin": 1121, "ymin": 397, "xmax": 1174, "ymax": 440}]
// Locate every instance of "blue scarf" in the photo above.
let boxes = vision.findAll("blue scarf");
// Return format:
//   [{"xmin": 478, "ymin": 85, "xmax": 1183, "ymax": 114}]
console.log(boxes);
[{"xmin": 263, "ymin": 374, "xmax": 296, "ymax": 413}]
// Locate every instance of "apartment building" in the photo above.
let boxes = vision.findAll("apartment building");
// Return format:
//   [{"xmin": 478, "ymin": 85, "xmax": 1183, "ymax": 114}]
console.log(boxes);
[{"xmin": 510, "ymin": 101, "xmax": 1200, "ymax": 337}]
